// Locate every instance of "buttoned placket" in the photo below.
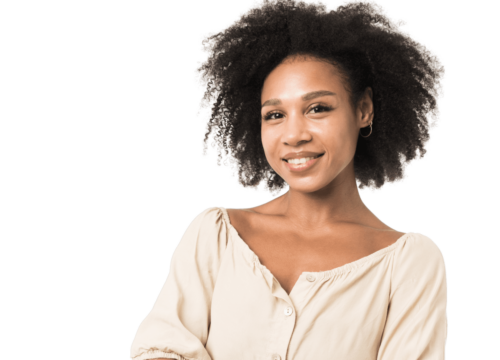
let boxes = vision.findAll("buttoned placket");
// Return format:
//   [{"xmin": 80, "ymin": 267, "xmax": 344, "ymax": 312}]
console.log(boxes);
[
  {"xmin": 253, "ymin": 248, "xmax": 322, "ymax": 360},
  {"xmin": 271, "ymin": 274, "xmax": 316, "ymax": 360},
  {"xmin": 306, "ymin": 274, "xmax": 316, "ymax": 282}
]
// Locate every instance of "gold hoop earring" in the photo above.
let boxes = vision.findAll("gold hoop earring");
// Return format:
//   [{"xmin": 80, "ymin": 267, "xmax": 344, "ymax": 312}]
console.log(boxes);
[{"xmin": 360, "ymin": 122, "xmax": 372, "ymax": 138}]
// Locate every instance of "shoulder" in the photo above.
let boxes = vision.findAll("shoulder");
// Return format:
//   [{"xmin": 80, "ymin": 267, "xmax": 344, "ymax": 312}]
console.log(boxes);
[
  {"xmin": 166, "ymin": 208, "xmax": 231, "ymax": 282},
  {"xmin": 391, "ymin": 233, "xmax": 447, "ymax": 284},
  {"xmin": 225, "ymin": 207, "xmax": 282, "ymax": 243},
  {"xmin": 226, "ymin": 206, "xmax": 262, "ymax": 217},
  {"xmin": 175, "ymin": 207, "xmax": 230, "ymax": 254},
  {"xmin": 188, "ymin": 207, "xmax": 228, "ymax": 230},
  {"xmin": 225, "ymin": 208, "xmax": 257, "ymax": 231},
  {"xmin": 395, "ymin": 233, "xmax": 445, "ymax": 264}
]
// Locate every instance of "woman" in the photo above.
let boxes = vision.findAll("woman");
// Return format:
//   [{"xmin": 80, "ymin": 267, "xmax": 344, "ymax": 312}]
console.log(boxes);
[{"xmin": 130, "ymin": 1, "xmax": 447, "ymax": 359}]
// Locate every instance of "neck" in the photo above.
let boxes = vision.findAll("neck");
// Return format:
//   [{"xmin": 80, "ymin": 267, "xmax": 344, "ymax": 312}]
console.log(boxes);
[{"xmin": 275, "ymin": 161, "xmax": 367, "ymax": 229}]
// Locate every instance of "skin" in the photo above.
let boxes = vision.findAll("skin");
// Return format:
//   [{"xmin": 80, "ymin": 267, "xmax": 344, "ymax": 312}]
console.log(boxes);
[{"xmin": 261, "ymin": 53, "xmax": 388, "ymax": 234}]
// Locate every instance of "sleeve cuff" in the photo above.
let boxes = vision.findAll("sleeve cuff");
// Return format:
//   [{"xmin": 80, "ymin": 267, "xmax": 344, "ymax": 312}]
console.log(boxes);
[{"xmin": 132, "ymin": 349, "xmax": 189, "ymax": 360}]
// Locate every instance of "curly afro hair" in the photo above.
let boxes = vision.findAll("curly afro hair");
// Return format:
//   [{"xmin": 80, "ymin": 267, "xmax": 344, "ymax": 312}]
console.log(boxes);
[{"xmin": 198, "ymin": 0, "xmax": 443, "ymax": 191}]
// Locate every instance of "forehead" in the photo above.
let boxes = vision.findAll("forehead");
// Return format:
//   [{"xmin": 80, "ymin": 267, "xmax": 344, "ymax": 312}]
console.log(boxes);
[{"xmin": 261, "ymin": 56, "xmax": 346, "ymax": 100}]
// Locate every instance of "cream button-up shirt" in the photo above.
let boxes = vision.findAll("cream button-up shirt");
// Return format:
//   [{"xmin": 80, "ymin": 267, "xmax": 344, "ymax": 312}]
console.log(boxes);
[{"xmin": 130, "ymin": 207, "xmax": 447, "ymax": 360}]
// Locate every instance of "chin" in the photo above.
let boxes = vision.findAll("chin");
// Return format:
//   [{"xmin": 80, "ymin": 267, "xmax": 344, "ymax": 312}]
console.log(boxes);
[{"xmin": 286, "ymin": 177, "xmax": 332, "ymax": 194}]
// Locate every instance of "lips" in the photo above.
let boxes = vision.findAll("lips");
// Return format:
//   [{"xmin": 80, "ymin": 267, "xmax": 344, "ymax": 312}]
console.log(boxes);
[
  {"xmin": 282, "ymin": 151, "xmax": 325, "ymax": 162},
  {"xmin": 283, "ymin": 153, "xmax": 323, "ymax": 172}
]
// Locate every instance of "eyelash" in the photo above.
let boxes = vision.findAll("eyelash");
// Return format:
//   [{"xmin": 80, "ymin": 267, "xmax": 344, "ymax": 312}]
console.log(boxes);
[{"xmin": 263, "ymin": 104, "xmax": 333, "ymax": 121}]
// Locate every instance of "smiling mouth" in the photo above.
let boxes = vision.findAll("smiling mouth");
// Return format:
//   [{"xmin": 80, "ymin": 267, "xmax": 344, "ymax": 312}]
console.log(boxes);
[{"xmin": 281, "ymin": 153, "xmax": 325, "ymax": 162}]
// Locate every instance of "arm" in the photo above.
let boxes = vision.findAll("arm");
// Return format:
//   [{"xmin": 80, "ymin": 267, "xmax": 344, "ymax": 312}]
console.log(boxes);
[
  {"xmin": 130, "ymin": 208, "xmax": 228, "ymax": 360},
  {"xmin": 377, "ymin": 233, "xmax": 447, "ymax": 360}
]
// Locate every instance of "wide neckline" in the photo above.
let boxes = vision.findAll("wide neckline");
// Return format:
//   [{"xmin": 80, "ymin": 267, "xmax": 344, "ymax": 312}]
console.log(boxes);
[{"xmin": 218, "ymin": 206, "xmax": 412, "ymax": 280}]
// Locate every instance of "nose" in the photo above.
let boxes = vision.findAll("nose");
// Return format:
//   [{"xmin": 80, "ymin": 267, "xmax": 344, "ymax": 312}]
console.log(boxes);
[{"xmin": 281, "ymin": 112, "xmax": 312, "ymax": 147}]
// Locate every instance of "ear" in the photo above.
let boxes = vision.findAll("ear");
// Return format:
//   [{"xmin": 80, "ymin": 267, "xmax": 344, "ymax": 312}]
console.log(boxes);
[{"xmin": 357, "ymin": 87, "xmax": 374, "ymax": 127}]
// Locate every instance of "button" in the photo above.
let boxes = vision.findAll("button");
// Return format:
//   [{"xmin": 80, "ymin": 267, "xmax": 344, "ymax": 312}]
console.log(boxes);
[
  {"xmin": 284, "ymin": 306, "xmax": 293, "ymax": 316},
  {"xmin": 306, "ymin": 274, "xmax": 316, "ymax": 282},
  {"xmin": 272, "ymin": 354, "xmax": 281, "ymax": 360}
]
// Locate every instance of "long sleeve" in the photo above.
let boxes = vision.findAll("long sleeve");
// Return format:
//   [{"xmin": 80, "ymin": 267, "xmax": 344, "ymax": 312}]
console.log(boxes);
[
  {"xmin": 377, "ymin": 233, "xmax": 447, "ymax": 360},
  {"xmin": 130, "ymin": 207, "xmax": 229, "ymax": 360}
]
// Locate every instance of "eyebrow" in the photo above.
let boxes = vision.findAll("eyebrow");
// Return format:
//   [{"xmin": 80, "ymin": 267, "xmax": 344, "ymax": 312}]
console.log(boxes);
[{"xmin": 261, "ymin": 90, "xmax": 337, "ymax": 108}]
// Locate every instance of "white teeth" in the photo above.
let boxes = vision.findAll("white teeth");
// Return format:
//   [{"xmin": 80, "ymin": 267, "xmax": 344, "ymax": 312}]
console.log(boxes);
[{"xmin": 288, "ymin": 157, "xmax": 315, "ymax": 165}]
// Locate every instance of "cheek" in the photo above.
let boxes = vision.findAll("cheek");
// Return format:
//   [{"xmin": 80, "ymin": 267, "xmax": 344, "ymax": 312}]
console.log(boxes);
[
  {"xmin": 261, "ymin": 127, "xmax": 267, "ymax": 151},
  {"xmin": 261, "ymin": 127, "xmax": 276, "ymax": 157}
]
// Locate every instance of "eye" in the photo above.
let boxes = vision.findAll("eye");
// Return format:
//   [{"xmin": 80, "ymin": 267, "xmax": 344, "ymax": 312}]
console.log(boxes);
[
  {"xmin": 309, "ymin": 104, "xmax": 333, "ymax": 114},
  {"xmin": 263, "ymin": 105, "xmax": 333, "ymax": 120},
  {"xmin": 263, "ymin": 111, "xmax": 284, "ymax": 121}
]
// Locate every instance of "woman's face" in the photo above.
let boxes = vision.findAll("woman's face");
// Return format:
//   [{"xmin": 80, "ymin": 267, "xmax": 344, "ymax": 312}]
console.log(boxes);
[{"xmin": 260, "ymin": 56, "xmax": 373, "ymax": 193}]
